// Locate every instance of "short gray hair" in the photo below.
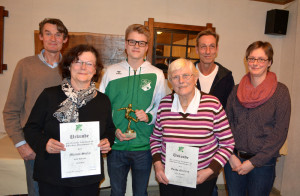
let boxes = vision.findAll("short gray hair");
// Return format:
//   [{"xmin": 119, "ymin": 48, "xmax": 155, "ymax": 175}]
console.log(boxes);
[{"xmin": 168, "ymin": 58, "xmax": 199, "ymax": 81}]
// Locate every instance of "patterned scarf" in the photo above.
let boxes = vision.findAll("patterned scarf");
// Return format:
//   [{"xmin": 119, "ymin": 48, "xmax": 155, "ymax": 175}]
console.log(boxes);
[
  {"xmin": 53, "ymin": 78, "xmax": 97, "ymax": 123},
  {"xmin": 237, "ymin": 72, "xmax": 277, "ymax": 108}
]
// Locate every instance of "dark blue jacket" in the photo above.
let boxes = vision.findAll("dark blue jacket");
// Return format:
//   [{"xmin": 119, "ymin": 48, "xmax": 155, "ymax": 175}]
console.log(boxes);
[{"xmin": 194, "ymin": 61, "xmax": 234, "ymax": 108}]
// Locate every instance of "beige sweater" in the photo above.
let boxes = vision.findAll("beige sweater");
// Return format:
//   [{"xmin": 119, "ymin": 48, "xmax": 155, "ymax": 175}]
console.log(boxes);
[{"xmin": 3, "ymin": 55, "xmax": 62, "ymax": 145}]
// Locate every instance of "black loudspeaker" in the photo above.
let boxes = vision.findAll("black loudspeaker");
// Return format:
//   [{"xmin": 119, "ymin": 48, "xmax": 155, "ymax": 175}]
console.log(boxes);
[{"xmin": 265, "ymin": 9, "xmax": 289, "ymax": 35}]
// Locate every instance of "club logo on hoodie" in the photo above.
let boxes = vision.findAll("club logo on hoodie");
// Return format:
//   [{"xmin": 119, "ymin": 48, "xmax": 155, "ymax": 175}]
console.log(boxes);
[{"xmin": 140, "ymin": 79, "xmax": 152, "ymax": 91}]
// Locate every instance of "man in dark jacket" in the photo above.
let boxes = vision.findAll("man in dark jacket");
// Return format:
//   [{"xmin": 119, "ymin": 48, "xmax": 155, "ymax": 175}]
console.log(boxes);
[
  {"xmin": 194, "ymin": 29, "xmax": 234, "ymax": 108},
  {"xmin": 194, "ymin": 29, "xmax": 234, "ymax": 195}
]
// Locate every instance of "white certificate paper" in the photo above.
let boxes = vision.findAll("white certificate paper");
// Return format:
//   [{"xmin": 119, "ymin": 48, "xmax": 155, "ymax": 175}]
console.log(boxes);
[
  {"xmin": 165, "ymin": 143, "xmax": 198, "ymax": 188},
  {"xmin": 60, "ymin": 121, "xmax": 100, "ymax": 178}
]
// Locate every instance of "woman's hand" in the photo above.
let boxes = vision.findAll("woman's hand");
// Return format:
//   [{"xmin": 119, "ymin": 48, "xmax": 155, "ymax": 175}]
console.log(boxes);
[
  {"xmin": 135, "ymin": 110, "xmax": 149, "ymax": 122},
  {"xmin": 46, "ymin": 138, "xmax": 66, "ymax": 154},
  {"xmin": 229, "ymin": 154, "xmax": 242, "ymax": 171},
  {"xmin": 98, "ymin": 138, "xmax": 111, "ymax": 154},
  {"xmin": 154, "ymin": 161, "xmax": 169, "ymax": 185},
  {"xmin": 115, "ymin": 129, "xmax": 134, "ymax": 141},
  {"xmin": 236, "ymin": 160, "xmax": 255, "ymax": 175},
  {"xmin": 197, "ymin": 168, "xmax": 214, "ymax": 184}
]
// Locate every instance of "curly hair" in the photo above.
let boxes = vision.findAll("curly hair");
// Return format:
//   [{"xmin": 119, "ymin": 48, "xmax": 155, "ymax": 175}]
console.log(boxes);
[{"xmin": 59, "ymin": 44, "xmax": 103, "ymax": 82}]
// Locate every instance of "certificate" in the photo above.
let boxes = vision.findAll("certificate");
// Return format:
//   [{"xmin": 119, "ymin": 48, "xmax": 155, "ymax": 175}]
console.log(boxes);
[
  {"xmin": 165, "ymin": 143, "xmax": 198, "ymax": 188},
  {"xmin": 60, "ymin": 121, "xmax": 100, "ymax": 178}
]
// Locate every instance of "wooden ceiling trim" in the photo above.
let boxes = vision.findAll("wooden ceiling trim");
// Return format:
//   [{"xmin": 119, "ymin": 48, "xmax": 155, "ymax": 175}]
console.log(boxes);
[
  {"xmin": 252, "ymin": 0, "xmax": 295, "ymax": 5},
  {"xmin": 145, "ymin": 21, "xmax": 215, "ymax": 32}
]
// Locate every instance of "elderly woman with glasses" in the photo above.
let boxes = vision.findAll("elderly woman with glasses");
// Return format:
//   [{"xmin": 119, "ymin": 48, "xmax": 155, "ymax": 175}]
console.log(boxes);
[
  {"xmin": 150, "ymin": 58, "xmax": 235, "ymax": 196},
  {"xmin": 24, "ymin": 44, "xmax": 115, "ymax": 196},
  {"xmin": 224, "ymin": 41, "xmax": 291, "ymax": 196}
]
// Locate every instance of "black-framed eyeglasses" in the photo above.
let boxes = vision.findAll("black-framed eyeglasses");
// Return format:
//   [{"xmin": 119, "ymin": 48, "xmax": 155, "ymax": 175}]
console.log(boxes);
[
  {"xmin": 246, "ymin": 57, "xmax": 269, "ymax": 64},
  {"xmin": 127, "ymin": 39, "xmax": 148, "ymax": 47}
]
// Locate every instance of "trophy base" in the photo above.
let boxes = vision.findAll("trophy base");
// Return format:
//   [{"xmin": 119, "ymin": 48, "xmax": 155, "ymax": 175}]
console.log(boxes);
[{"xmin": 124, "ymin": 131, "xmax": 136, "ymax": 139}]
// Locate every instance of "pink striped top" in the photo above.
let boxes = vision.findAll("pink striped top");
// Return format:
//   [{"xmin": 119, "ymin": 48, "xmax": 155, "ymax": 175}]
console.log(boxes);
[{"xmin": 150, "ymin": 93, "xmax": 235, "ymax": 175}]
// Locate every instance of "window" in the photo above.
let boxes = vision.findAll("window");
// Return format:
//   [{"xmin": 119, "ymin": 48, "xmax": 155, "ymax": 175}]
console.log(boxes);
[
  {"xmin": 153, "ymin": 29, "xmax": 199, "ymax": 73},
  {"xmin": 144, "ymin": 18, "xmax": 215, "ymax": 76}
]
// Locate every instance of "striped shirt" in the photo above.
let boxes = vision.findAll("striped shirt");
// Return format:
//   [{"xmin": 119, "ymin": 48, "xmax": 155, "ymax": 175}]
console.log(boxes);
[{"xmin": 150, "ymin": 93, "xmax": 235, "ymax": 175}]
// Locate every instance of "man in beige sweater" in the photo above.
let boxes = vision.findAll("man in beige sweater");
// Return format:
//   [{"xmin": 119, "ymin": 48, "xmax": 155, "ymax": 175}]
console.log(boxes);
[{"xmin": 3, "ymin": 18, "xmax": 68, "ymax": 196}]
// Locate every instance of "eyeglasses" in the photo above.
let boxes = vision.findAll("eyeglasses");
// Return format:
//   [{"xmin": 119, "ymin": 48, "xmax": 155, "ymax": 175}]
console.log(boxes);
[
  {"xmin": 73, "ymin": 60, "xmax": 95, "ymax": 67},
  {"xmin": 247, "ymin": 57, "xmax": 269, "ymax": 64},
  {"xmin": 171, "ymin": 74, "xmax": 193, "ymax": 82},
  {"xmin": 127, "ymin": 39, "xmax": 148, "ymax": 47}
]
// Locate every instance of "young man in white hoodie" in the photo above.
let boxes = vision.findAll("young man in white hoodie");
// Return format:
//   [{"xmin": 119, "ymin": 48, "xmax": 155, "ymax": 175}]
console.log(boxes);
[{"xmin": 100, "ymin": 24, "xmax": 166, "ymax": 196}]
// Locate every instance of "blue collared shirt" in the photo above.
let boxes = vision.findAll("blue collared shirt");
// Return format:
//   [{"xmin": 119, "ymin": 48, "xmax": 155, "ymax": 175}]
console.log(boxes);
[{"xmin": 38, "ymin": 49, "xmax": 62, "ymax": 68}]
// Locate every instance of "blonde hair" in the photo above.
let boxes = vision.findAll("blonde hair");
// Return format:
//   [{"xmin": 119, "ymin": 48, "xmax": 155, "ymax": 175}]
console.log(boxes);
[{"xmin": 125, "ymin": 24, "xmax": 150, "ymax": 42}]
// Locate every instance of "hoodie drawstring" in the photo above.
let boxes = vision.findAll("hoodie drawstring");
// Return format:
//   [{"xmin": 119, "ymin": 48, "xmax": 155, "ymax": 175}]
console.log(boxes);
[{"xmin": 128, "ymin": 66, "xmax": 142, "ymax": 105}]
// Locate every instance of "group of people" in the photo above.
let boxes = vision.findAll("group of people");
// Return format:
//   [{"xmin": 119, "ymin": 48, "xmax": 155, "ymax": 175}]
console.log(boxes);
[{"xmin": 2, "ymin": 17, "xmax": 291, "ymax": 196}]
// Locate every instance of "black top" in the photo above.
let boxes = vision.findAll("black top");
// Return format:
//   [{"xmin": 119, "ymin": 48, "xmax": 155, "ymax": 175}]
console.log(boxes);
[
  {"xmin": 24, "ymin": 85, "xmax": 115, "ymax": 187},
  {"xmin": 194, "ymin": 61, "xmax": 234, "ymax": 108}
]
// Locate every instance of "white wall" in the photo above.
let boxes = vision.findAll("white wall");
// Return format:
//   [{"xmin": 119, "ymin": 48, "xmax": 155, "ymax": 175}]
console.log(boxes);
[
  {"xmin": 0, "ymin": 0, "xmax": 298, "ymax": 193},
  {"xmin": 273, "ymin": 0, "xmax": 298, "ymax": 192},
  {"xmin": 280, "ymin": 1, "xmax": 300, "ymax": 195}
]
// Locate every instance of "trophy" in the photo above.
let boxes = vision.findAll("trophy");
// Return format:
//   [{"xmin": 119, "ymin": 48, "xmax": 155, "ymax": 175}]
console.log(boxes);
[{"xmin": 118, "ymin": 104, "xmax": 138, "ymax": 139}]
